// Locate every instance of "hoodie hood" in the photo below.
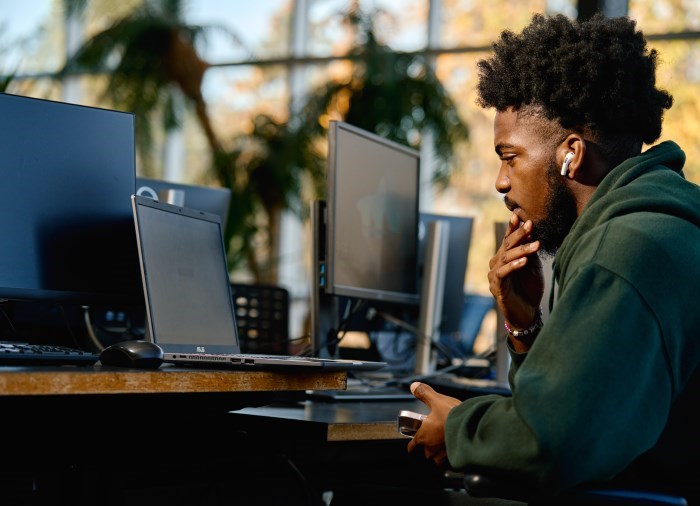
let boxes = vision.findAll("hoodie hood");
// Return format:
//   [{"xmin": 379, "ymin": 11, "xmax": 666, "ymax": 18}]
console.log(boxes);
[{"xmin": 554, "ymin": 141, "xmax": 700, "ymax": 281}]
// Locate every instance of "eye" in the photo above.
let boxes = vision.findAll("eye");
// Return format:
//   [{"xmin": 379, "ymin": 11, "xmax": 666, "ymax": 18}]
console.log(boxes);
[{"xmin": 499, "ymin": 154, "xmax": 516, "ymax": 165}]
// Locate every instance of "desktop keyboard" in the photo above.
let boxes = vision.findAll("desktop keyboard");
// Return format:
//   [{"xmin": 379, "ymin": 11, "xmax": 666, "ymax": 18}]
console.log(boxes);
[{"xmin": 0, "ymin": 342, "xmax": 99, "ymax": 366}]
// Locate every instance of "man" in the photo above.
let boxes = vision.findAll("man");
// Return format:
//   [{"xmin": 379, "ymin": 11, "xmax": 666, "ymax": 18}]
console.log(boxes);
[{"xmin": 407, "ymin": 13, "xmax": 700, "ymax": 502}]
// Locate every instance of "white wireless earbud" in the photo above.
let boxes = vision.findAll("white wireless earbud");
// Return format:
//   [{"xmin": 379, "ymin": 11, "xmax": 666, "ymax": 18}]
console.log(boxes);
[{"xmin": 561, "ymin": 152, "xmax": 575, "ymax": 176}]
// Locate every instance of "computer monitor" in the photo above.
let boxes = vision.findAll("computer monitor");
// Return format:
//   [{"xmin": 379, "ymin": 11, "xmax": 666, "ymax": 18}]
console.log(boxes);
[
  {"xmin": 347, "ymin": 214, "xmax": 474, "ymax": 369},
  {"xmin": 324, "ymin": 120, "xmax": 421, "ymax": 305},
  {"xmin": 135, "ymin": 177, "xmax": 232, "ymax": 231},
  {"xmin": 418, "ymin": 213, "xmax": 473, "ymax": 336},
  {"xmin": 310, "ymin": 122, "xmax": 420, "ymax": 359},
  {"xmin": 0, "ymin": 93, "xmax": 141, "ymax": 304}
]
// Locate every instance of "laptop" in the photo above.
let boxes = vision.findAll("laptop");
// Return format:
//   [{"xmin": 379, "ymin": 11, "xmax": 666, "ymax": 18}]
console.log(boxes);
[
  {"xmin": 130, "ymin": 194, "xmax": 386, "ymax": 372},
  {"xmin": 135, "ymin": 176, "xmax": 232, "ymax": 230}
]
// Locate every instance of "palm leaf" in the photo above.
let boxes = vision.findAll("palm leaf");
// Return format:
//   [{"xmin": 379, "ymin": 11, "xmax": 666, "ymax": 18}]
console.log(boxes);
[{"xmin": 299, "ymin": 9, "xmax": 468, "ymax": 188}]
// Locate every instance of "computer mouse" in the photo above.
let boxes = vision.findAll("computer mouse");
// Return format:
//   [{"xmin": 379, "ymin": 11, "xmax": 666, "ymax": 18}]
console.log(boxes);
[{"xmin": 99, "ymin": 340, "xmax": 164, "ymax": 369}]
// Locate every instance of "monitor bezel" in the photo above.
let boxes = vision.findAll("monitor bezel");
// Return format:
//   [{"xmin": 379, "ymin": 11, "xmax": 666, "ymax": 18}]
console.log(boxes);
[{"xmin": 324, "ymin": 120, "xmax": 421, "ymax": 305}]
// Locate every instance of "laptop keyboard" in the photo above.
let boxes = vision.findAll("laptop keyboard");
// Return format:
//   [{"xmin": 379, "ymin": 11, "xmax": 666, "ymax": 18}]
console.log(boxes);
[{"xmin": 0, "ymin": 342, "xmax": 99, "ymax": 366}]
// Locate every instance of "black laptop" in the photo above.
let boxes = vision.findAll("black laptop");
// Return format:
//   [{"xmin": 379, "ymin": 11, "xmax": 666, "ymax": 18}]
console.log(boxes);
[{"xmin": 130, "ymin": 194, "xmax": 386, "ymax": 372}]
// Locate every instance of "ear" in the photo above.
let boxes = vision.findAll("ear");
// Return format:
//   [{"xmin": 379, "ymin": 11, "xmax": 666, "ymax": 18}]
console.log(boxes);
[{"xmin": 558, "ymin": 135, "xmax": 586, "ymax": 179}]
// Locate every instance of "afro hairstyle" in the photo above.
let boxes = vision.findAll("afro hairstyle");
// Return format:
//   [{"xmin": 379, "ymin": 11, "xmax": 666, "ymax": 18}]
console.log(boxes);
[{"xmin": 476, "ymin": 13, "xmax": 673, "ymax": 149}]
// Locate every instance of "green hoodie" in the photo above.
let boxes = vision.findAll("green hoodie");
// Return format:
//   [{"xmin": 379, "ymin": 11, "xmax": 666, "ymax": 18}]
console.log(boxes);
[{"xmin": 444, "ymin": 141, "xmax": 700, "ymax": 500}]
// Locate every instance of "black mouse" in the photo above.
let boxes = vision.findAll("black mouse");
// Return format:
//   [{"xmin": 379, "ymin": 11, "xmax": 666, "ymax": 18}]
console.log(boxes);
[{"xmin": 99, "ymin": 340, "xmax": 164, "ymax": 369}]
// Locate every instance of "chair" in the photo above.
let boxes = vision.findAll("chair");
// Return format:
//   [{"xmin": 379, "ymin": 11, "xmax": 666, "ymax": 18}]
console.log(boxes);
[
  {"xmin": 230, "ymin": 283, "xmax": 290, "ymax": 355},
  {"xmin": 461, "ymin": 472, "xmax": 687, "ymax": 505}
]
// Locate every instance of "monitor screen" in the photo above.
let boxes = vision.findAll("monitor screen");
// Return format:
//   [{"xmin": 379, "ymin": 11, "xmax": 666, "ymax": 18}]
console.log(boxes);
[
  {"xmin": 325, "ymin": 121, "xmax": 420, "ymax": 305},
  {"xmin": 0, "ymin": 93, "xmax": 141, "ymax": 303},
  {"xmin": 135, "ymin": 177, "xmax": 232, "ymax": 231}
]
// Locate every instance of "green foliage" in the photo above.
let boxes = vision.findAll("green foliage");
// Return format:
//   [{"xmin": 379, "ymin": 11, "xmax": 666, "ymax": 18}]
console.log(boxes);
[
  {"xmin": 60, "ymin": 0, "xmax": 216, "ymax": 173},
  {"xmin": 299, "ymin": 10, "xmax": 469, "ymax": 189},
  {"xmin": 0, "ymin": 72, "xmax": 13, "ymax": 93},
  {"xmin": 62, "ymin": 2, "xmax": 468, "ymax": 281},
  {"xmin": 216, "ymin": 115, "xmax": 325, "ymax": 277},
  {"xmin": 218, "ymin": 8, "xmax": 470, "ymax": 277}
]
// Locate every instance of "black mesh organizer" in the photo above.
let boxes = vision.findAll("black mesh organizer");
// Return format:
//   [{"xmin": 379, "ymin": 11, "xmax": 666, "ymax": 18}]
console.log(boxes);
[{"xmin": 230, "ymin": 283, "xmax": 290, "ymax": 355}]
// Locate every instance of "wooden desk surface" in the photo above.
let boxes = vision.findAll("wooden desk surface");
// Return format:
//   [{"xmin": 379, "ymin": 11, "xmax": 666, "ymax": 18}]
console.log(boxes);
[
  {"xmin": 231, "ymin": 399, "xmax": 430, "ymax": 441},
  {"xmin": 0, "ymin": 364, "xmax": 346, "ymax": 396}
]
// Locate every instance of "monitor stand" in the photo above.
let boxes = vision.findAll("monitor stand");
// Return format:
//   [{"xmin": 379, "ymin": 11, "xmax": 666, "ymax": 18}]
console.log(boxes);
[
  {"xmin": 310, "ymin": 200, "xmax": 339, "ymax": 359},
  {"xmin": 414, "ymin": 220, "xmax": 450, "ymax": 375}
]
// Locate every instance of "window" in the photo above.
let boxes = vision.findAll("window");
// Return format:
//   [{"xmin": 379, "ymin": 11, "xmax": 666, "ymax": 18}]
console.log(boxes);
[{"xmin": 4, "ymin": 0, "xmax": 698, "ymax": 341}]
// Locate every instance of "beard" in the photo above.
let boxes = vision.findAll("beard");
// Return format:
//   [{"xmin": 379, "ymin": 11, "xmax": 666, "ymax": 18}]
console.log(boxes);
[{"xmin": 531, "ymin": 158, "xmax": 579, "ymax": 257}]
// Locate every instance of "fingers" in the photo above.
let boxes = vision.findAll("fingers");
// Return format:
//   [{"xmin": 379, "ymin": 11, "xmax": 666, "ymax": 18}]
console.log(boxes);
[
  {"xmin": 407, "ymin": 437, "xmax": 448, "ymax": 469},
  {"xmin": 502, "ymin": 220, "xmax": 535, "ymax": 256},
  {"xmin": 503, "ymin": 239, "xmax": 540, "ymax": 266},
  {"xmin": 506, "ymin": 210, "xmax": 520, "ymax": 236},
  {"xmin": 426, "ymin": 448, "xmax": 449, "ymax": 469},
  {"xmin": 407, "ymin": 437, "xmax": 417, "ymax": 453},
  {"xmin": 410, "ymin": 381, "xmax": 436, "ymax": 407},
  {"xmin": 489, "ymin": 217, "xmax": 540, "ymax": 293},
  {"xmin": 490, "ymin": 217, "xmax": 536, "ymax": 268}
]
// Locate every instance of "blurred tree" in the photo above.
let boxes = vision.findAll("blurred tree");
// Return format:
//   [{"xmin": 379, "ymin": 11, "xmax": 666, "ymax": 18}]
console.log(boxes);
[
  {"xmin": 0, "ymin": 72, "xmax": 13, "ymax": 93},
  {"xmin": 218, "ymin": 6, "xmax": 470, "ymax": 282},
  {"xmin": 218, "ymin": 115, "xmax": 325, "ymax": 282},
  {"xmin": 61, "ymin": 1, "xmax": 468, "ymax": 284},
  {"xmin": 60, "ymin": 0, "xmax": 305, "ymax": 280},
  {"xmin": 299, "ymin": 7, "xmax": 469, "ymax": 189},
  {"xmin": 60, "ymin": 0, "xmax": 222, "ymax": 175}
]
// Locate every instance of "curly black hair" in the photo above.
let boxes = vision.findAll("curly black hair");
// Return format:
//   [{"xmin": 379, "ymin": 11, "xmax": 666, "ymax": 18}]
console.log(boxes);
[{"xmin": 477, "ymin": 13, "xmax": 673, "ymax": 157}]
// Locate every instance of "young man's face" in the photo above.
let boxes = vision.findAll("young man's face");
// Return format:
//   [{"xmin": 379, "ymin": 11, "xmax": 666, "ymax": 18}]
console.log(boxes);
[{"xmin": 493, "ymin": 107, "xmax": 578, "ymax": 255}]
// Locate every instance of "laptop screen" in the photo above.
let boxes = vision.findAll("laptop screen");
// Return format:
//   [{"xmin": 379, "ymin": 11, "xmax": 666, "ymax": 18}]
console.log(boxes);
[{"xmin": 131, "ymin": 195, "xmax": 241, "ymax": 354}]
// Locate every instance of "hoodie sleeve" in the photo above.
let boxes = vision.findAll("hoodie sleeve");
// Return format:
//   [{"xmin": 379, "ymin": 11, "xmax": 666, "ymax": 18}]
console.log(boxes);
[{"xmin": 444, "ymin": 263, "xmax": 673, "ymax": 493}]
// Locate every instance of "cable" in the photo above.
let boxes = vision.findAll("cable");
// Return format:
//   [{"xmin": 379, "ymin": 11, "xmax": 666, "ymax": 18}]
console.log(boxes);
[
  {"xmin": 0, "ymin": 302, "xmax": 19, "ymax": 340},
  {"xmin": 305, "ymin": 298, "xmax": 366, "ymax": 357},
  {"xmin": 57, "ymin": 303, "xmax": 82, "ymax": 349},
  {"xmin": 369, "ymin": 307, "xmax": 467, "ymax": 364},
  {"xmin": 81, "ymin": 305, "xmax": 105, "ymax": 352},
  {"xmin": 81, "ymin": 305, "xmax": 148, "ymax": 350},
  {"xmin": 366, "ymin": 307, "xmax": 419, "ymax": 334},
  {"xmin": 282, "ymin": 455, "xmax": 317, "ymax": 506}
]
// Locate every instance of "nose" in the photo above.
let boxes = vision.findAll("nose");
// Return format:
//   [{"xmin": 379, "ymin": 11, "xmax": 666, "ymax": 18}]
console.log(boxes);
[{"xmin": 495, "ymin": 163, "xmax": 510, "ymax": 194}]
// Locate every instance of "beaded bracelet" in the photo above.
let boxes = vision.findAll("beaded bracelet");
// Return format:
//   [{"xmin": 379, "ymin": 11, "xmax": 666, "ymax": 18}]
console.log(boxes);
[{"xmin": 504, "ymin": 308, "xmax": 543, "ymax": 338}]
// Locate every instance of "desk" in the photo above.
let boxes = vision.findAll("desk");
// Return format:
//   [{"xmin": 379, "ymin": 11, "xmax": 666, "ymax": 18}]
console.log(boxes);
[
  {"xmin": 232, "ymin": 399, "xmax": 429, "ymax": 441},
  {"xmin": 0, "ymin": 363, "xmax": 346, "ymax": 396},
  {"xmin": 0, "ymin": 365, "xmax": 348, "ymax": 505},
  {"xmin": 0, "ymin": 363, "xmax": 347, "ymax": 424},
  {"xmin": 227, "ymin": 400, "xmax": 465, "ymax": 506},
  {"xmin": 0, "ymin": 369, "xmax": 464, "ymax": 505}
]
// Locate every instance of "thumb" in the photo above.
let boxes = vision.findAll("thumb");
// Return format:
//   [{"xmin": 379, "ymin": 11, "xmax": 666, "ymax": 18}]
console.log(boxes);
[{"xmin": 410, "ymin": 381, "xmax": 437, "ymax": 407}]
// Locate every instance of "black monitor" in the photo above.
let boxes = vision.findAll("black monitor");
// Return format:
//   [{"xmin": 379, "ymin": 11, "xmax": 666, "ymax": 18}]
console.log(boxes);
[
  {"xmin": 0, "ymin": 93, "xmax": 141, "ymax": 305},
  {"xmin": 135, "ymin": 177, "xmax": 232, "ymax": 231},
  {"xmin": 324, "ymin": 120, "xmax": 421, "ymax": 305}
]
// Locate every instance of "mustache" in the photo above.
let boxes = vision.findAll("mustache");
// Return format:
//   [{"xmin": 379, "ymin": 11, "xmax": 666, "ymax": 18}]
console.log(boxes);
[{"xmin": 503, "ymin": 196, "xmax": 519, "ymax": 212}]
